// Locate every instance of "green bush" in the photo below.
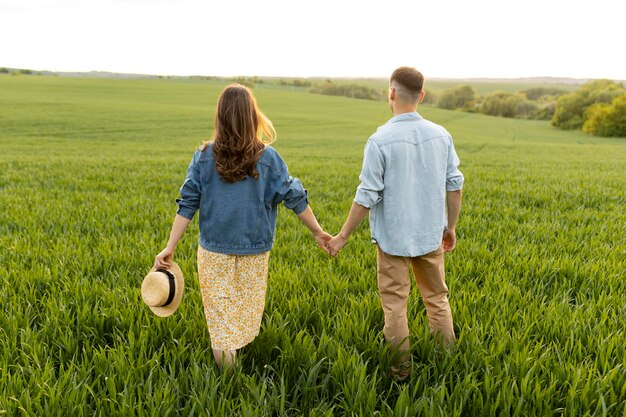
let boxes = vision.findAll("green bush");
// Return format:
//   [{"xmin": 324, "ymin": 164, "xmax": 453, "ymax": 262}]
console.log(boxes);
[
  {"xmin": 582, "ymin": 94, "xmax": 626, "ymax": 137},
  {"xmin": 533, "ymin": 102, "xmax": 556, "ymax": 120},
  {"xmin": 479, "ymin": 91, "xmax": 525, "ymax": 118},
  {"xmin": 552, "ymin": 93, "xmax": 587, "ymax": 129},
  {"xmin": 436, "ymin": 85, "xmax": 476, "ymax": 110},
  {"xmin": 437, "ymin": 90, "xmax": 457, "ymax": 109},
  {"xmin": 552, "ymin": 79, "xmax": 625, "ymax": 130}
]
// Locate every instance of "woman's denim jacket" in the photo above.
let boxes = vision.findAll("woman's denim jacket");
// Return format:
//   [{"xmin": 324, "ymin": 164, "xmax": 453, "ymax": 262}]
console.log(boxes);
[{"xmin": 176, "ymin": 144, "xmax": 308, "ymax": 255}]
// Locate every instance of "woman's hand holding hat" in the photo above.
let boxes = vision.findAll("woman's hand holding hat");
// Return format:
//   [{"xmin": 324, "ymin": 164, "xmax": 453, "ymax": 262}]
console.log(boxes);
[{"xmin": 155, "ymin": 246, "xmax": 175, "ymax": 269}]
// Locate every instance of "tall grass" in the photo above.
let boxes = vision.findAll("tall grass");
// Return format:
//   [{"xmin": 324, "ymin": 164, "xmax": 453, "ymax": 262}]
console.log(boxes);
[{"xmin": 1, "ymin": 75, "xmax": 625, "ymax": 416}]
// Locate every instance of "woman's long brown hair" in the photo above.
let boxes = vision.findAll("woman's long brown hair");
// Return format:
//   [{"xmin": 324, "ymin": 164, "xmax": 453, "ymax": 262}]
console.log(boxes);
[{"xmin": 207, "ymin": 84, "xmax": 275, "ymax": 183}]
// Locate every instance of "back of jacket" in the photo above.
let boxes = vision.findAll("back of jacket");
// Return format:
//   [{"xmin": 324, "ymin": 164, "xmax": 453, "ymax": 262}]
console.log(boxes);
[{"xmin": 176, "ymin": 144, "xmax": 308, "ymax": 255}]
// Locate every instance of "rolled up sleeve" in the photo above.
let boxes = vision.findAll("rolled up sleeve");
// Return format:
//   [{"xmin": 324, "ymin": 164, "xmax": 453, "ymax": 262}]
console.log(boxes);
[
  {"xmin": 354, "ymin": 140, "xmax": 384, "ymax": 208},
  {"xmin": 446, "ymin": 137, "xmax": 464, "ymax": 191},
  {"xmin": 176, "ymin": 152, "xmax": 202, "ymax": 219},
  {"xmin": 272, "ymin": 160, "xmax": 309, "ymax": 215}
]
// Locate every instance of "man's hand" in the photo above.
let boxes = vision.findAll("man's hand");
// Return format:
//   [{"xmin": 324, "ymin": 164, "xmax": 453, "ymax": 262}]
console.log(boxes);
[
  {"xmin": 327, "ymin": 234, "xmax": 349, "ymax": 257},
  {"xmin": 313, "ymin": 231, "xmax": 333, "ymax": 255},
  {"xmin": 442, "ymin": 228, "xmax": 456, "ymax": 253}
]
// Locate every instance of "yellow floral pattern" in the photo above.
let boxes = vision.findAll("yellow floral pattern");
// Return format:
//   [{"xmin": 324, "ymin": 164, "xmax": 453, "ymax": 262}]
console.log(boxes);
[{"xmin": 197, "ymin": 246, "xmax": 270, "ymax": 351}]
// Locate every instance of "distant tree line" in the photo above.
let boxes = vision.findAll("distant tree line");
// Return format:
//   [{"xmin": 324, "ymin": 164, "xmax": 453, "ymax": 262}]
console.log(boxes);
[
  {"xmin": 229, "ymin": 76, "xmax": 265, "ymax": 88},
  {"xmin": 428, "ymin": 85, "xmax": 566, "ymax": 121},
  {"xmin": 309, "ymin": 80, "xmax": 384, "ymax": 101},
  {"xmin": 429, "ymin": 81, "xmax": 626, "ymax": 137},
  {"xmin": 278, "ymin": 79, "xmax": 312, "ymax": 88},
  {"xmin": 221, "ymin": 77, "xmax": 312, "ymax": 89},
  {"xmin": 0, "ymin": 68, "xmax": 40, "ymax": 75}
]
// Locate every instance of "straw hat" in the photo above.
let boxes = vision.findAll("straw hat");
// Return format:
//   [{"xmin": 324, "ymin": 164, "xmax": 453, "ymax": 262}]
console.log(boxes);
[{"xmin": 141, "ymin": 262, "xmax": 184, "ymax": 317}]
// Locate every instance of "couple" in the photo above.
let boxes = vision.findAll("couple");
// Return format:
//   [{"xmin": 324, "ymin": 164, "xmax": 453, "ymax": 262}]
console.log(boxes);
[{"xmin": 153, "ymin": 67, "xmax": 464, "ymax": 379}]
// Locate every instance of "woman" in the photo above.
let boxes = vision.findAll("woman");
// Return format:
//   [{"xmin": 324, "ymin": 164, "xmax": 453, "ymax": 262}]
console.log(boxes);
[{"xmin": 154, "ymin": 84, "xmax": 330, "ymax": 368}]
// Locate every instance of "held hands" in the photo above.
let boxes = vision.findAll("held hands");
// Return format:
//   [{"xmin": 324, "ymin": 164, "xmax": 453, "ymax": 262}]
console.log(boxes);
[
  {"xmin": 313, "ymin": 230, "xmax": 333, "ymax": 255},
  {"xmin": 310, "ymin": 229, "xmax": 346, "ymax": 257},
  {"xmin": 326, "ymin": 234, "xmax": 348, "ymax": 257}
]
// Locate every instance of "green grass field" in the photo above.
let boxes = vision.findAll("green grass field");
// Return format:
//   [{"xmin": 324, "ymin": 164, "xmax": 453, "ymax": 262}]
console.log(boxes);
[{"xmin": 1, "ymin": 74, "xmax": 625, "ymax": 416}]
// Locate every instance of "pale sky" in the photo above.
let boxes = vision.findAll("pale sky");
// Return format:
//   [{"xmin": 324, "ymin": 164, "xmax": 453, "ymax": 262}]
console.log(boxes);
[{"xmin": 1, "ymin": 0, "xmax": 624, "ymax": 80}]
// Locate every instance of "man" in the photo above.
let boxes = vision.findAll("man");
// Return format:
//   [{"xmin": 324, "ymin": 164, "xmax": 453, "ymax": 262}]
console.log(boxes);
[{"xmin": 327, "ymin": 66, "xmax": 464, "ymax": 379}]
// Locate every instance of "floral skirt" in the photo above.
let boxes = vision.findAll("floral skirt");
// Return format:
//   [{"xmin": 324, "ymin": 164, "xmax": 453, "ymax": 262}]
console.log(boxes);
[{"xmin": 197, "ymin": 246, "xmax": 270, "ymax": 351}]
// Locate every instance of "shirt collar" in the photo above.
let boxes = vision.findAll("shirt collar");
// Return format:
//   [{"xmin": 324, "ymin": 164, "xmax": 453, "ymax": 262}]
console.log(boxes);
[{"xmin": 388, "ymin": 112, "xmax": 423, "ymax": 124}]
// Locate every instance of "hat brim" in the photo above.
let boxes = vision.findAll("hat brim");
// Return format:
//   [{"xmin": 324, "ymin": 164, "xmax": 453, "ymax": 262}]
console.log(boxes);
[{"xmin": 145, "ymin": 261, "xmax": 184, "ymax": 317}]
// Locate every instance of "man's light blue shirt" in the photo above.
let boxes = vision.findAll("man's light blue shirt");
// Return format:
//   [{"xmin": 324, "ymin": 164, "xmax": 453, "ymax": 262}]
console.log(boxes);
[{"xmin": 354, "ymin": 112, "xmax": 464, "ymax": 257}]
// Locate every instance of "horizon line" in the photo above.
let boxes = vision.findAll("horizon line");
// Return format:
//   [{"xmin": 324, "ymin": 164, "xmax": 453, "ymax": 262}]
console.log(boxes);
[{"xmin": 2, "ymin": 66, "xmax": 625, "ymax": 83}]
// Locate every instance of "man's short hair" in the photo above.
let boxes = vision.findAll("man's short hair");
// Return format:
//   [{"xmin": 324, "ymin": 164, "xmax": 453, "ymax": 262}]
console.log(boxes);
[{"xmin": 390, "ymin": 67, "xmax": 424, "ymax": 103}]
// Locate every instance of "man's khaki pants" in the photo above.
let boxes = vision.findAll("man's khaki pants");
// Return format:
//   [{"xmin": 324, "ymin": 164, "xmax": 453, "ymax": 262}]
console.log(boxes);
[{"xmin": 377, "ymin": 245, "xmax": 456, "ymax": 351}]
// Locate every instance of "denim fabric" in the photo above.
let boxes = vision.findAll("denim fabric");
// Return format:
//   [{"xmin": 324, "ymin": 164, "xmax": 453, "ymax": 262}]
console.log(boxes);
[
  {"xmin": 354, "ymin": 112, "xmax": 464, "ymax": 257},
  {"xmin": 176, "ymin": 144, "xmax": 308, "ymax": 255}
]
